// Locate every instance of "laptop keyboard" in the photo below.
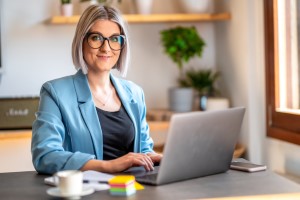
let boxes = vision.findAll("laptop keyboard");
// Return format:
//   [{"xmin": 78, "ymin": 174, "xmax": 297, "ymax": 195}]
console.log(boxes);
[{"xmin": 136, "ymin": 173, "xmax": 158, "ymax": 185}]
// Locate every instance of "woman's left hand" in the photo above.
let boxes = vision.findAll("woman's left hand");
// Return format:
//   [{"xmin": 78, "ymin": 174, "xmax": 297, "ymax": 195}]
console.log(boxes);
[{"xmin": 146, "ymin": 152, "xmax": 163, "ymax": 163}]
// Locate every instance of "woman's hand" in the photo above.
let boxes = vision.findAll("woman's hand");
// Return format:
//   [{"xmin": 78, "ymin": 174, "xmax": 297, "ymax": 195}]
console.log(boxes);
[
  {"xmin": 146, "ymin": 152, "xmax": 163, "ymax": 164},
  {"xmin": 81, "ymin": 152, "xmax": 163, "ymax": 173},
  {"xmin": 104, "ymin": 152, "xmax": 154, "ymax": 173}
]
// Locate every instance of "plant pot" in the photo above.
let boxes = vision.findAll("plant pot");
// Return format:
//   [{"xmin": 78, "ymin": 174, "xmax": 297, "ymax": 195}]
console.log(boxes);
[
  {"xmin": 79, "ymin": 0, "xmax": 98, "ymax": 14},
  {"xmin": 179, "ymin": 0, "xmax": 210, "ymax": 13},
  {"xmin": 169, "ymin": 87, "xmax": 194, "ymax": 112},
  {"xmin": 133, "ymin": 0, "xmax": 153, "ymax": 15},
  {"xmin": 61, "ymin": 4, "xmax": 73, "ymax": 17}
]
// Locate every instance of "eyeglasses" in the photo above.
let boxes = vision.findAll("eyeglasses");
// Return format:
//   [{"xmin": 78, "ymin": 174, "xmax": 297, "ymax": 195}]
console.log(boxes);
[{"xmin": 85, "ymin": 32, "xmax": 126, "ymax": 51}]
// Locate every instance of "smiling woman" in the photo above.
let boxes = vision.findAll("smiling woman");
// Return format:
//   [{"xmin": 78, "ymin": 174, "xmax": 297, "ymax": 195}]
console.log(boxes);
[{"xmin": 31, "ymin": 5, "xmax": 162, "ymax": 175}]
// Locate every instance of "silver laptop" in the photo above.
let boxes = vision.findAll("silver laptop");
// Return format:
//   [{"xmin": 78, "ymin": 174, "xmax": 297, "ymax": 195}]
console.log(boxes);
[{"xmin": 130, "ymin": 107, "xmax": 245, "ymax": 185}]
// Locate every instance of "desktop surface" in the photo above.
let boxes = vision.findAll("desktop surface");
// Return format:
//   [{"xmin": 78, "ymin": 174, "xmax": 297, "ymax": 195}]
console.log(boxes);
[{"xmin": 0, "ymin": 169, "xmax": 300, "ymax": 200}]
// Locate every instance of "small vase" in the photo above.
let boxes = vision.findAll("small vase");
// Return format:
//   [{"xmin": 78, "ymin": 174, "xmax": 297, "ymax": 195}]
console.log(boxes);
[
  {"xmin": 179, "ymin": 0, "xmax": 211, "ymax": 13},
  {"xmin": 61, "ymin": 4, "xmax": 73, "ymax": 17},
  {"xmin": 133, "ymin": 0, "xmax": 153, "ymax": 15},
  {"xmin": 199, "ymin": 95, "xmax": 208, "ymax": 111}
]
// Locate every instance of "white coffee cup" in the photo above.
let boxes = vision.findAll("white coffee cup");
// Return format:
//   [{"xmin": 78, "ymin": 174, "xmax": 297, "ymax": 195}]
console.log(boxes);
[{"xmin": 55, "ymin": 170, "xmax": 83, "ymax": 196}]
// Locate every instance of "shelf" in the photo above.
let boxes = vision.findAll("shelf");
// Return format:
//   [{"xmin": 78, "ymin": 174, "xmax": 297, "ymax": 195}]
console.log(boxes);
[
  {"xmin": 0, "ymin": 130, "xmax": 31, "ymax": 140},
  {"xmin": 148, "ymin": 121, "xmax": 170, "ymax": 132},
  {"xmin": 49, "ymin": 13, "xmax": 230, "ymax": 24}
]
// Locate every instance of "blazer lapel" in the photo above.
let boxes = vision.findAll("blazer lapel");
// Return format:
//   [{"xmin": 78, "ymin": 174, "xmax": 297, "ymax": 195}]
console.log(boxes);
[{"xmin": 73, "ymin": 70, "xmax": 103, "ymax": 159}]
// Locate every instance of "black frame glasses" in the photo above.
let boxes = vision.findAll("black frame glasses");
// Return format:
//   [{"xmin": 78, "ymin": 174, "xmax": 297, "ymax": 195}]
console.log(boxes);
[{"xmin": 85, "ymin": 32, "xmax": 126, "ymax": 51}]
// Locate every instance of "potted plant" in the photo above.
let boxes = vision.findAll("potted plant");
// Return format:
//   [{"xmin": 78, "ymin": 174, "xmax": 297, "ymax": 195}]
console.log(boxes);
[
  {"xmin": 182, "ymin": 68, "xmax": 220, "ymax": 96},
  {"xmin": 160, "ymin": 26, "xmax": 205, "ymax": 112},
  {"xmin": 183, "ymin": 68, "xmax": 229, "ymax": 111},
  {"xmin": 79, "ymin": 0, "xmax": 98, "ymax": 14},
  {"xmin": 98, "ymin": 0, "xmax": 122, "ymax": 3},
  {"xmin": 61, "ymin": 0, "xmax": 73, "ymax": 17},
  {"xmin": 79, "ymin": 0, "xmax": 122, "ymax": 14}
]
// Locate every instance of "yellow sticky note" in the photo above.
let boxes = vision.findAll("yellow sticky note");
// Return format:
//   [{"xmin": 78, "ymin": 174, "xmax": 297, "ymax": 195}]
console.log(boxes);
[
  {"xmin": 108, "ymin": 175, "xmax": 135, "ymax": 185},
  {"xmin": 134, "ymin": 181, "xmax": 144, "ymax": 190}
]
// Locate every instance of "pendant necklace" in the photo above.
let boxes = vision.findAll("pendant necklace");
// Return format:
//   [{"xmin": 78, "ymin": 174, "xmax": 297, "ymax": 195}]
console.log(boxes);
[{"xmin": 92, "ymin": 89, "xmax": 113, "ymax": 107}]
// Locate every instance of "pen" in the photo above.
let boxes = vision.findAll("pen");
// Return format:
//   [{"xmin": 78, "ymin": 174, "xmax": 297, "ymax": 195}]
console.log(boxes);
[{"xmin": 83, "ymin": 180, "xmax": 108, "ymax": 184}]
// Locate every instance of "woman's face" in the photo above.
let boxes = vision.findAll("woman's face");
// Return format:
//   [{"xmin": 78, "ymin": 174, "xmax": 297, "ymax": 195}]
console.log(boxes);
[{"xmin": 83, "ymin": 20, "xmax": 122, "ymax": 74}]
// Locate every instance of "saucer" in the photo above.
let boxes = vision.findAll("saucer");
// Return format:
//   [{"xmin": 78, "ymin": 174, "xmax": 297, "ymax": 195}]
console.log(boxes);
[
  {"xmin": 83, "ymin": 182, "xmax": 110, "ymax": 191},
  {"xmin": 47, "ymin": 186, "xmax": 95, "ymax": 199}
]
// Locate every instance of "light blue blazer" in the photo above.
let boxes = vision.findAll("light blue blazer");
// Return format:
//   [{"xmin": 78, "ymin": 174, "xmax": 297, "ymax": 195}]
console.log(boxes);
[{"xmin": 31, "ymin": 70, "xmax": 154, "ymax": 174}]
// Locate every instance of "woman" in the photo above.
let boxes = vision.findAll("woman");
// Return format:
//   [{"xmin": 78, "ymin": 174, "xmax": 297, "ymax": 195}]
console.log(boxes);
[{"xmin": 31, "ymin": 5, "xmax": 162, "ymax": 175}]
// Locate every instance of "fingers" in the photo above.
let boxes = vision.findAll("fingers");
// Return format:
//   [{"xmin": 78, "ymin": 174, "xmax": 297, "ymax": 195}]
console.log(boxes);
[
  {"xmin": 133, "ymin": 153, "xmax": 154, "ymax": 171},
  {"xmin": 147, "ymin": 153, "xmax": 163, "ymax": 163},
  {"xmin": 109, "ymin": 153, "xmax": 156, "ymax": 173}
]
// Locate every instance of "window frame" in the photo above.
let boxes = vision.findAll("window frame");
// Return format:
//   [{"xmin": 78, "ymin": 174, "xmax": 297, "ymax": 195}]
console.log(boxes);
[{"xmin": 265, "ymin": 0, "xmax": 300, "ymax": 145}]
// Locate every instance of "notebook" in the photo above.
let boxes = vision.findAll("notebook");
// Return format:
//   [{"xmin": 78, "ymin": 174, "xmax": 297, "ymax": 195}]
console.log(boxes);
[{"xmin": 130, "ymin": 107, "xmax": 245, "ymax": 185}]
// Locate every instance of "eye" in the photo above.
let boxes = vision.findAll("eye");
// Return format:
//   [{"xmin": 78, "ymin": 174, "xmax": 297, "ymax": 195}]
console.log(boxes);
[
  {"xmin": 89, "ymin": 34, "xmax": 103, "ymax": 41},
  {"xmin": 110, "ymin": 36, "xmax": 120, "ymax": 43}
]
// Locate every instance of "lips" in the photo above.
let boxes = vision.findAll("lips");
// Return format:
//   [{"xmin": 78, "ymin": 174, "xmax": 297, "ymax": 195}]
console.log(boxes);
[
  {"xmin": 97, "ymin": 55, "xmax": 112, "ymax": 58},
  {"xmin": 97, "ymin": 55, "xmax": 112, "ymax": 61}
]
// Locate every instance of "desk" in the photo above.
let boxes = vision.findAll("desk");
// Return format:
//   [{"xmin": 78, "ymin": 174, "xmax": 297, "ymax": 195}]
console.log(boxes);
[{"xmin": 0, "ymin": 170, "xmax": 300, "ymax": 199}]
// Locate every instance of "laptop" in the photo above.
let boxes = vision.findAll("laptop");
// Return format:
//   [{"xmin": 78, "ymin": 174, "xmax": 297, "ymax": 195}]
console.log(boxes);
[{"xmin": 129, "ymin": 107, "xmax": 245, "ymax": 185}]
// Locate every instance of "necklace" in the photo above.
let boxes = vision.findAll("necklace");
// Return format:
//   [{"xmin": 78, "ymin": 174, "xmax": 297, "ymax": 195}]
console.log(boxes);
[{"xmin": 92, "ymin": 89, "xmax": 113, "ymax": 107}]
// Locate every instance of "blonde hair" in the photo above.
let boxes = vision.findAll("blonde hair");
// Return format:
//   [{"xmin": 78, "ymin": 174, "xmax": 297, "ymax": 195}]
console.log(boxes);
[{"xmin": 72, "ymin": 5, "xmax": 130, "ymax": 77}]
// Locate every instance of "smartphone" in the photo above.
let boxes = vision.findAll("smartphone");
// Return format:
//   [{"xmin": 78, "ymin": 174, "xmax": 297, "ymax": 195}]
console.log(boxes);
[{"xmin": 230, "ymin": 161, "xmax": 267, "ymax": 172}]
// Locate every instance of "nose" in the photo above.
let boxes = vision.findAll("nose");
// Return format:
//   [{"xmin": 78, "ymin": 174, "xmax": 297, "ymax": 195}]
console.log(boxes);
[{"xmin": 100, "ymin": 39, "xmax": 110, "ymax": 52}]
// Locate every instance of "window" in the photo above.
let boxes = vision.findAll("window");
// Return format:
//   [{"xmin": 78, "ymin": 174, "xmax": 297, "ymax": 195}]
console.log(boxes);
[{"xmin": 265, "ymin": 0, "xmax": 300, "ymax": 145}]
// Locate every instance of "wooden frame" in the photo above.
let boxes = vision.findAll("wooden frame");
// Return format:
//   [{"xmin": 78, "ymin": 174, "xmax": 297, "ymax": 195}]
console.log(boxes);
[{"xmin": 264, "ymin": 0, "xmax": 300, "ymax": 145}]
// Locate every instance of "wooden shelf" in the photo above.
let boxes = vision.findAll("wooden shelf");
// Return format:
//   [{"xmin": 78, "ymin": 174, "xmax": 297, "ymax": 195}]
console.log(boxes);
[
  {"xmin": 0, "ymin": 130, "xmax": 31, "ymax": 140},
  {"xmin": 148, "ymin": 121, "xmax": 170, "ymax": 132},
  {"xmin": 49, "ymin": 13, "xmax": 230, "ymax": 24}
]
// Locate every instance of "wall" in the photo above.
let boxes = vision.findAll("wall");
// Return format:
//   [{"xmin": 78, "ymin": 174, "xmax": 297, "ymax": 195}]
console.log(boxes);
[
  {"xmin": 0, "ymin": 0, "xmax": 216, "ymax": 110},
  {"xmin": 215, "ymin": 0, "xmax": 266, "ymax": 164},
  {"xmin": 215, "ymin": 0, "xmax": 300, "ymax": 178}
]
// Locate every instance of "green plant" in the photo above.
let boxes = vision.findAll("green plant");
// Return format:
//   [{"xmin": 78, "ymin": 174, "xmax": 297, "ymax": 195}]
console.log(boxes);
[
  {"xmin": 160, "ymin": 26, "xmax": 205, "ymax": 85},
  {"xmin": 181, "ymin": 68, "xmax": 220, "ymax": 96},
  {"xmin": 94, "ymin": 0, "xmax": 122, "ymax": 3},
  {"xmin": 61, "ymin": 0, "xmax": 71, "ymax": 4},
  {"xmin": 79, "ymin": 0, "xmax": 122, "ymax": 5},
  {"xmin": 79, "ymin": 0, "xmax": 105, "ymax": 2}
]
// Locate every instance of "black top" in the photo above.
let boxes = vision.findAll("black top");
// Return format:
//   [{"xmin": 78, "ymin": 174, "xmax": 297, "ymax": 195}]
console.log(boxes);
[{"xmin": 96, "ymin": 105, "xmax": 135, "ymax": 160}]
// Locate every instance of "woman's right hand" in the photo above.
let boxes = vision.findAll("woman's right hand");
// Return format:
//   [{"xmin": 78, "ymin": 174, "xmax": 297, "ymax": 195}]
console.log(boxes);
[
  {"xmin": 104, "ymin": 152, "xmax": 154, "ymax": 173},
  {"xmin": 81, "ymin": 152, "xmax": 154, "ymax": 173}
]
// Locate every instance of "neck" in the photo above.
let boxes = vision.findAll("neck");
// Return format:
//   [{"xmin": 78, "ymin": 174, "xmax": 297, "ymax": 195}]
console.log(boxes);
[
  {"xmin": 87, "ymin": 71, "xmax": 111, "ymax": 91},
  {"xmin": 88, "ymin": 71, "xmax": 114, "ymax": 107}
]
